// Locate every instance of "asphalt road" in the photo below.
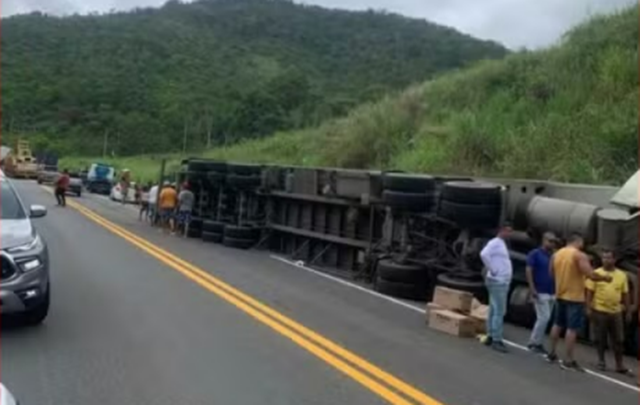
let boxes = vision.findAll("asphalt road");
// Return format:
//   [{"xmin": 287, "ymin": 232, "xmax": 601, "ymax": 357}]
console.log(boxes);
[{"xmin": 2, "ymin": 180, "xmax": 637, "ymax": 405}]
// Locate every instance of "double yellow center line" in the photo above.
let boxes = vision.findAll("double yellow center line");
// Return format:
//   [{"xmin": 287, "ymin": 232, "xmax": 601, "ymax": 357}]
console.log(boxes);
[{"xmin": 61, "ymin": 193, "xmax": 444, "ymax": 405}]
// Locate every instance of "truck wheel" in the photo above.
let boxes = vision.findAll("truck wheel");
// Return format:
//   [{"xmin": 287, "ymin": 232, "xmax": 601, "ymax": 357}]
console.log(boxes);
[
  {"xmin": 374, "ymin": 277, "xmax": 427, "ymax": 301},
  {"xmin": 224, "ymin": 225, "xmax": 259, "ymax": 240},
  {"xmin": 202, "ymin": 231, "xmax": 223, "ymax": 244},
  {"xmin": 436, "ymin": 272, "xmax": 485, "ymax": 298},
  {"xmin": 203, "ymin": 220, "xmax": 225, "ymax": 234},
  {"xmin": 441, "ymin": 181, "xmax": 502, "ymax": 205},
  {"xmin": 222, "ymin": 236, "xmax": 255, "ymax": 250},
  {"xmin": 382, "ymin": 173, "xmax": 436, "ymax": 193},
  {"xmin": 376, "ymin": 259, "xmax": 430, "ymax": 284},
  {"xmin": 382, "ymin": 190, "xmax": 434, "ymax": 212}
]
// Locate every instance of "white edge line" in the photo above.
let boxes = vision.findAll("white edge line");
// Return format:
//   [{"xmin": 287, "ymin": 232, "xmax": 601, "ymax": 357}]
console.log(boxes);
[
  {"xmin": 270, "ymin": 255, "xmax": 426, "ymax": 314},
  {"xmin": 270, "ymin": 255, "xmax": 640, "ymax": 393}
]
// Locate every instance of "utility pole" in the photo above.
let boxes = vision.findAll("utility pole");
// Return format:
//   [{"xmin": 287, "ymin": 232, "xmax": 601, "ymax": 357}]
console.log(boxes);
[{"xmin": 182, "ymin": 119, "xmax": 188, "ymax": 153}]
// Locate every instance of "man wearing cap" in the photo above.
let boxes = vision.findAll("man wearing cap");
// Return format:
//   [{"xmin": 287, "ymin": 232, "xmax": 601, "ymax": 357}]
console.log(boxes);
[
  {"xmin": 176, "ymin": 182, "xmax": 195, "ymax": 237},
  {"xmin": 525, "ymin": 232, "xmax": 557, "ymax": 354}
]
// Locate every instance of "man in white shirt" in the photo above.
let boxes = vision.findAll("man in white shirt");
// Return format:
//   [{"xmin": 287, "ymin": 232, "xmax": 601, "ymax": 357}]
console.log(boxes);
[
  {"xmin": 480, "ymin": 222, "xmax": 513, "ymax": 353},
  {"xmin": 148, "ymin": 183, "xmax": 159, "ymax": 225}
]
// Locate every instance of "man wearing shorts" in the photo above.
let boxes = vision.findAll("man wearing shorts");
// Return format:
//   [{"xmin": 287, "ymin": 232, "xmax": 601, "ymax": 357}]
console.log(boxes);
[
  {"xmin": 586, "ymin": 250, "xmax": 632, "ymax": 375},
  {"xmin": 148, "ymin": 183, "xmax": 159, "ymax": 225},
  {"xmin": 546, "ymin": 233, "xmax": 612, "ymax": 371},
  {"xmin": 158, "ymin": 181, "xmax": 178, "ymax": 234},
  {"xmin": 176, "ymin": 182, "xmax": 195, "ymax": 237}
]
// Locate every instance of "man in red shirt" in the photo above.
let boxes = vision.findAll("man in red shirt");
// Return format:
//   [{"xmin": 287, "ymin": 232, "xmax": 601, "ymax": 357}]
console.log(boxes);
[{"xmin": 55, "ymin": 169, "xmax": 70, "ymax": 207}]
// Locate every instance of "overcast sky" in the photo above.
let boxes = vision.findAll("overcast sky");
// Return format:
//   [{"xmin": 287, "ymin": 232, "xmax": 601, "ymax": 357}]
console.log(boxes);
[{"xmin": 2, "ymin": 0, "xmax": 634, "ymax": 48}]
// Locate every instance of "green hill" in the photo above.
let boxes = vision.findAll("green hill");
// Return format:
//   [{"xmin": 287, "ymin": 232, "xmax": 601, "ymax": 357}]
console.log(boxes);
[
  {"xmin": 1, "ymin": 0, "xmax": 506, "ymax": 156},
  {"xmin": 205, "ymin": 6, "xmax": 639, "ymax": 185}
]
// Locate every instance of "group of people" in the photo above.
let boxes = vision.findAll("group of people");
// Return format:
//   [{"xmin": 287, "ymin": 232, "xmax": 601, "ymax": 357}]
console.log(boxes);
[
  {"xmin": 136, "ymin": 181, "xmax": 195, "ymax": 236},
  {"xmin": 480, "ymin": 223, "xmax": 633, "ymax": 376}
]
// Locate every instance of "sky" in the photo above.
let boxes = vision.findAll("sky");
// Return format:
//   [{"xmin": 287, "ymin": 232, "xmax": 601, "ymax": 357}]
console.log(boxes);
[{"xmin": 1, "ymin": 0, "xmax": 634, "ymax": 49}]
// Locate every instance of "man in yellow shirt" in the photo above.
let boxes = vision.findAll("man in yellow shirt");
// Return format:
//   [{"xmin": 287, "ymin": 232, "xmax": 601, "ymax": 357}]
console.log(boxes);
[
  {"xmin": 158, "ymin": 181, "xmax": 178, "ymax": 234},
  {"xmin": 586, "ymin": 250, "xmax": 632, "ymax": 375},
  {"xmin": 546, "ymin": 233, "xmax": 611, "ymax": 371}
]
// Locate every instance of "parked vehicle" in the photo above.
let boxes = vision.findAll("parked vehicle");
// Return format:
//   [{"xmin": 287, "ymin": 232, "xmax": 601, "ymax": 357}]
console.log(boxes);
[
  {"xmin": 0, "ymin": 171, "xmax": 50, "ymax": 325},
  {"xmin": 86, "ymin": 163, "xmax": 114, "ymax": 195},
  {"xmin": 36, "ymin": 168, "xmax": 59, "ymax": 185},
  {"xmin": 68, "ymin": 172, "xmax": 83, "ymax": 197},
  {"xmin": 4, "ymin": 139, "xmax": 39, "ymax": 179},
  {"xmin": 0, "ymin": 383, "xmax": 18, "ymax": 405},
  {"xmin": 110, "ymin": 182, "xmax": 137, "ymax": 203}
]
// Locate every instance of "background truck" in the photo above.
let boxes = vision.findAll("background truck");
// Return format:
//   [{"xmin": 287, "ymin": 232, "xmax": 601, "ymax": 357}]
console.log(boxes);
[
  {"xmin": 86, "ymin": 163, "xmax": 115, "ymax": 195},
  {"xmin": 3, "ymin": 140, "xmax": 39, "ymax": 179}
]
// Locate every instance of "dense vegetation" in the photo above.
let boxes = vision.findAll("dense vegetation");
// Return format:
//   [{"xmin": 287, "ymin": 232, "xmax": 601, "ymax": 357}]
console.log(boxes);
[
  {"xmin": 2, "ymin": 0, "xmax": 506, "ymax": 157},
  {"xmin": 201, "ymin": 6, "xmax": 638, "ymax": 185}
]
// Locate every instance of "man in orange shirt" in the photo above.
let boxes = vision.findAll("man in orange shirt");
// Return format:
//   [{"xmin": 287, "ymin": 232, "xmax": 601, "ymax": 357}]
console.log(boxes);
[
  {"xmin": 158, "ymin": 181, "xmax": 178, "ymax": 234},
  {"xmin": 546, "ymin": 233, "xmax": 612, "ymax": 371}
]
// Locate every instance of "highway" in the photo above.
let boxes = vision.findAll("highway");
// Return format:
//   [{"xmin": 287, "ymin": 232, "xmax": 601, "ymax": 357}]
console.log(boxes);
[{"xmin": 2, "ymin": 180, "xmax": 637, "ymax": 405}]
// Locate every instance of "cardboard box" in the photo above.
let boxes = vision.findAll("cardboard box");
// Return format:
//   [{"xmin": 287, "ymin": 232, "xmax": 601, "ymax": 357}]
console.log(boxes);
[
  {"xmin": 425, "ymin": 302, "xmax": 443, "ymax": 325},
  {"xmin": 428, "ymin": 309, "xmax": 476, "ymax": 338},
  {"xmin": 470, "ymin": 303, "xmax": 489, "ymax": 334},
  {"xmin": 432, "ymin": 286, "xmax": 474, "ymax": 314}
]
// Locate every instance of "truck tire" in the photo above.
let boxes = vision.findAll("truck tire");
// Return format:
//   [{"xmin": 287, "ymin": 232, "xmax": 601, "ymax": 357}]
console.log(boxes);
[
  {"xmin": 374, "ymin": 277, "xmax": 428, "ymax": 301},
  {"xmin": 224, "ymin": 225, "xmax": 259, "ymax": 240},
  {"xmin": 189, "ymin": 217, "xmax": 203, "ymax": 230},
  {"xmin": 442, "ymin": 181, "xmax": 502, "ymax": 205},
  {"xmin": 383, "ymin": 173, "xmax": 435, "ymax": 193},
  {"xmin": 436, "ymin": 272, "xmax": 485, "ymax": 298},
  {"xmin": 506, "ymin": 285, "xmax": 536, "ymax": 328},
  {"xmin": 438, "ymin": 200, "xmax": 501, "ymax": 229},
  {"xmin": 203, "ymin": 220, "xmax": 225, "ymax": 234},
  {"xmin": 377, "ymin": 259, "xmax": 430, "ymax": 284},
  {"xmin": 226, "ymin": 174, "xmax": 261, "ymax": 189},
  {"xmin": 202, "ymin": 231, "xmax": 223, "ymax": 243},
  {"xmin": 222, "ymin": 236, "xmax": 255, "ymax": 250},
  {"xmin": 187, "ymin": 226, "xmax": 202, "ymax": 239},
  {"xmin": 382, "ymin": 190, "xmax": 434, "ymax": 212}
]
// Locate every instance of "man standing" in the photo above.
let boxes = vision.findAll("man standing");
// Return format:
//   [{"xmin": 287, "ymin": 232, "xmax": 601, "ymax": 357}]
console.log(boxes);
[
  {"xmin": 525, "ymin": 232, "xmax": 557, "ymax": 354},
  {"xmin": 55, "ymin": 169, "xmax": 70, "ymax": 207},
  {"xmin": 480, "ymin": 223, "xmax": 513, "ymax": 353},
  {"xmin": 120, "ymin": 169, "xmax": 131, "ymax": 205},
  {"xmin": 586, "ymin": 250, "xmax": 632, "ymax": 375},
  {"xmin": 176, "ymin": 182, "xmax": 195, "ymax": 237},
  {"xmin": 158, "ymin": 181, "xmax": 178, "ymax": 234},
  {"xmin": 148, "ymin": 182, "xmax": 159, "ymax": 225},
  {"xmin": 546, "ymin": 233, "xmax": 612, "ymax": 371}
]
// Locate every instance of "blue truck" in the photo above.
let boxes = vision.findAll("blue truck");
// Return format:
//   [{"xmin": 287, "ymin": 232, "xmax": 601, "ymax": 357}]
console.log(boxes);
[{"xmin": 85, "ymin": 163, "xmax": 115, "ymax": 195}]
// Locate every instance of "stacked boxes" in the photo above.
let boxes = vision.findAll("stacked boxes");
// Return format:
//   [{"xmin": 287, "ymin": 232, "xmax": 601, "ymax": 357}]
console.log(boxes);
[{"xmin": 426, "ymin": 286, "xmax": 489, "ymax": 338}]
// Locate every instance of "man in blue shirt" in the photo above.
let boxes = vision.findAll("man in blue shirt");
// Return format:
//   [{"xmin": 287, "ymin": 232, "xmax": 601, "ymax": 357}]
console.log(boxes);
[{"xmin": 526, "ymin": 232, "xmax": 558, "ymax": 354}]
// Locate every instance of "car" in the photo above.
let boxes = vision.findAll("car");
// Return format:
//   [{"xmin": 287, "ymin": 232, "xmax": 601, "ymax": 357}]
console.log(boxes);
[
  {"xmin": 36, "ymin": 168, "xmax": 59, "ymax": 185},
  {"xmin": 0, "ymin": 384, "xmax": 18, "ymax": 405},
  {"xmin": 68, "ymin": 173, "xmax": 83, "ymax": 197},
  {"xmin": 110, "ymin": 182, "xmax": 137, "ymax": 203},
  {"xmin": 0, "ymin": 175, "xmax": 50, "ymax": 325}
]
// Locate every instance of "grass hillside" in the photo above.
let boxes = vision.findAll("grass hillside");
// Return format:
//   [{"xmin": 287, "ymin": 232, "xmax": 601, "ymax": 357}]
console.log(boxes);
[
  {"xmin": 202, "ymin": 6, "xmax": 638, "ymax": 185},
  {"xmin": 2, "ymin": 0, "xmax": 506, "ymax": 156}
]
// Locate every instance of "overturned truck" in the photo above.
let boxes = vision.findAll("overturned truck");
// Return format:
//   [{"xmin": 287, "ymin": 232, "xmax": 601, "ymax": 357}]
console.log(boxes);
[{"xmin": 172, "ymin": 159, "xmax": 639, "ymax": 355}]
